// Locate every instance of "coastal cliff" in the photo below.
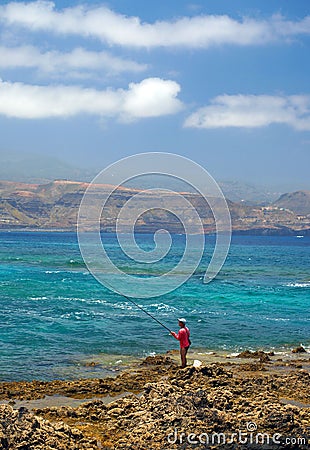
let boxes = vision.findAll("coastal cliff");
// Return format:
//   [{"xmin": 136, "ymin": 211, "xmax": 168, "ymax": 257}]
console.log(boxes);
[{"xmin": 0, "ymin": 180, "xmax": 309, "ymax": 235}]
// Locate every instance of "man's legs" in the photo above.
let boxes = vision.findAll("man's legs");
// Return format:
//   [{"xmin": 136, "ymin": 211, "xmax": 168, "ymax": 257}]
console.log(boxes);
[{"xmin": 180, "ymin": 347, "xmax": 188, "ymax": 368}]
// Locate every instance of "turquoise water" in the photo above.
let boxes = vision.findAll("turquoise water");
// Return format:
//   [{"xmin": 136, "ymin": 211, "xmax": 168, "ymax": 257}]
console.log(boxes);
[{"xmin": 0, "ymin": 231, "xmax": 309, "ymax": 381}]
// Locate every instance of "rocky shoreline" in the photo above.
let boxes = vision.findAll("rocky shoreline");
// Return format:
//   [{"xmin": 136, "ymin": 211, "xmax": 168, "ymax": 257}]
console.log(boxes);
[
  {"xmin": 0, "ymin": 351, "xmax": 309, "ymax": 449},
  {"xmin": 1, "ymin": 180, "xmax": 309, "ymax": 235}
]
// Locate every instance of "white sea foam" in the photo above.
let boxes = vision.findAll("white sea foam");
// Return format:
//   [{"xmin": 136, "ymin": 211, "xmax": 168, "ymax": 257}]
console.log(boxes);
[
  {"xmin": 56, "ymin": 296, "xmax": 102, "ymax": 303},
  {"xmin": 149, "ymin": 303, "xmax": 177, "ymax": 312},
  {"xmin": 113, "ymin": 302, "xmax": 134, "ymax": 311},
  {"xmin": 285, "ymin": 282, "xmax": 310, "ymax": 288},
  {"xmin": 90, "ymin": 299, "xmax": 107, "ymax": 304},
  {"xmin": 45, "ymin": 270, "xmax": 84, "ymax": 275},
  {"xmin": 55, "ymin": 297, "xmax": 107, "ymax": 305},
  {"xmin": 264, "ymin": 317, "xmax": 290, "ymax": 322}
]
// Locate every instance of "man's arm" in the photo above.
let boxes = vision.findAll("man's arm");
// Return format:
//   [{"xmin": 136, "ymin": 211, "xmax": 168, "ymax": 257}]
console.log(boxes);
[{"xmin": 170, "ymin": 331, "xmax": 179, "ymax": 340}]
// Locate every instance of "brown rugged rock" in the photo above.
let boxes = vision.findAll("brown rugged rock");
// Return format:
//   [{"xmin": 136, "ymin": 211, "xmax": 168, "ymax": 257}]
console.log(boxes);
[
  {"xmin": 237, "ymin": 350, "xmax": 273, "ymax": 362},
  {"xmin": 0, "ymin": 355, "xmax": 309, "ymax": 449},
  {"xmin": 0, "ymin": 404, "xmax": 98, "ymax": 449},
  {"xmin": 292, "ymin": 346, "xmax": 307, "ymax": 354}
]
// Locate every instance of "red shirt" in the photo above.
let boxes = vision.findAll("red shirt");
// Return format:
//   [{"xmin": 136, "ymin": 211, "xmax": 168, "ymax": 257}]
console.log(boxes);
[{"xmin": 171, "ymin": 326, "xmax": 190, "ymax": 348}]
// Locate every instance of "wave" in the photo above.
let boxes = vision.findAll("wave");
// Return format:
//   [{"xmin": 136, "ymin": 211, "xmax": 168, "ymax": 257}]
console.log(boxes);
[
  {"xmin": 56, "ymin": 296, "xmax": 105, "ymax": 303},
  {"xmin": 45, "ymin": 269, "xmax": 87, "ymax": 275},
  {"xmin": 29, "ymin": 296, "xmax": 109, "ymax": 305},
  {"xmin": 148, "ymin": 303, "xmax": 178, "ymax": 313},
  {"xmin": 285, "ymin": 282, "xmax": 310, "ymax": 288},
  {"xmin": 45, "ymin": 270, "xmax": 62, "ymax": 274},
  {"xmin": 66, "ymin": 260, "xmax": 86, "ymax": 267},
  {"xmin": 264, "ymin": 317, "xmax": 290, "ymax": 322},
  {"xmin": 112, "ymin": 302, "xmax": 134, "ymax": 311}
]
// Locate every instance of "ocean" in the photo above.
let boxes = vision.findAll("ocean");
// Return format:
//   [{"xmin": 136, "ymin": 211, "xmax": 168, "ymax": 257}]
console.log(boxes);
[{"xmin": 0, "ymin": 231, "xmax": 309, "ymax": 381}]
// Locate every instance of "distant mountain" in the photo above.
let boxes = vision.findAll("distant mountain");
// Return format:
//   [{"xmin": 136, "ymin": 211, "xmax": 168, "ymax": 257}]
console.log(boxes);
[
  {"xmin": 0, "ymin": 180, "xmax": 309, "ymax": 235},
  {"xmin": 0, "ymin": 150, "xmax": 94, "ymax": 183},
  {"xmin": 273, "ymin": 191, "xmax": 310, "ymax": 216},
  {"xmin": 2, "ymin": 151, "xmax": 306, "ymax": 205},
  {"xmin": 126, "ymin": 176, "xmax": 283, "ymax": 204},
  {"xmin": 219, "ymin": 181, "xmax": 282, "ymax": 204}
]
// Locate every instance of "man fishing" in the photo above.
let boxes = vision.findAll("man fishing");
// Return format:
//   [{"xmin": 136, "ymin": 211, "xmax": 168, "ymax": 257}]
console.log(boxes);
[
  {"xmin": 171, "ymin": 318, "xmax": 191, "ymax": 368},
  {"xmin": 103, "ymin": 286, "xmax": 192, "ymax": 368}
]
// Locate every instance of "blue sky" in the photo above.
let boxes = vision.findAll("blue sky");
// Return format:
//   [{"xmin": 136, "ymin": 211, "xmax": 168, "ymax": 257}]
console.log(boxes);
[{"xmin": 0, "ymin": 0, "xmax": 309, "ymax": 190}]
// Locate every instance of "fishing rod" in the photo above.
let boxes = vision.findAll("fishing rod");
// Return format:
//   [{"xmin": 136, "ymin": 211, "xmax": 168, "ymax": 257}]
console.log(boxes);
[
  {"xmin": 122, "ymin": 293, "xmax": 172, "ymax": 333},
  {"xmin": 103, "ymin": 279, "xmax": 172, "ymax": 333}
]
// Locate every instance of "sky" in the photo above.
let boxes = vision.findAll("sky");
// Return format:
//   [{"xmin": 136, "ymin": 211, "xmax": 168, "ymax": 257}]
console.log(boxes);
[{"xmin": 0, "ymin": 0, "xmax": 309, "ymax": 190}]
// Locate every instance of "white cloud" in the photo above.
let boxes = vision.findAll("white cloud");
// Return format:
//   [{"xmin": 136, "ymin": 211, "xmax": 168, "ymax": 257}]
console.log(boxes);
[
  {"xmin": 122, "ymin": 78, "xmax": 181, "ymax": 119},
  {"xmin": 0, "ymin": 2, "xmax": 309, "ymax": 48},
  {"xmin": 184, "ymin": 94, "xmax": 310, "ymax": 131},
  {"xmin": 0, "ymin": 77, "xmax": 182, "ymax": 120},
  {"xmin": 0, "ymin": 45, "xmax": 147, "ymax": 76}
]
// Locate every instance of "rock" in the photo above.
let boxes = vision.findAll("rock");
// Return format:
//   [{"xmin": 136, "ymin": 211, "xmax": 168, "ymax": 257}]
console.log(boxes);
[
  {"xmin": 140, "ymin": 355, "xmax": 175, "ymax": 366},
  {"xmin": 107, "ymin": 407, "xmax": 124, "ymax": 417},
  {"xmin": 292, "ymin": 346, "xmax": 307, "ymax": 353},
  {"xmin": 0, "ymin": 404, "xmax": 98, "ymax": 449},
  {"xmin": 0, "ymin": 353, "xmax": 309, "ymax": 449},
  {"xmin": 237, "ymin": 350, "xmax": 271, "ymax": 362},
  {"xmin": 84, "ymin": 361, "xmax": 99, "ymax": 367}
]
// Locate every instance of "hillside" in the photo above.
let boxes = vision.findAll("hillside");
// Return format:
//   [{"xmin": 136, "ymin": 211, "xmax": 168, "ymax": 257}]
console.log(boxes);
[
  {"xmin": 0, "ymin": 150, "xmax": 94, "ymax": 184},
  {"xmin": 219, "ymin": 180, "xmax": 282, "ymax": 204},
  {"xmin": 273, "ymin": 191, "xmax": 310, "ymax": 216},
  {"xmin": 0, "ymin": 180, "xmax": 309, "ymax": 235}
]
